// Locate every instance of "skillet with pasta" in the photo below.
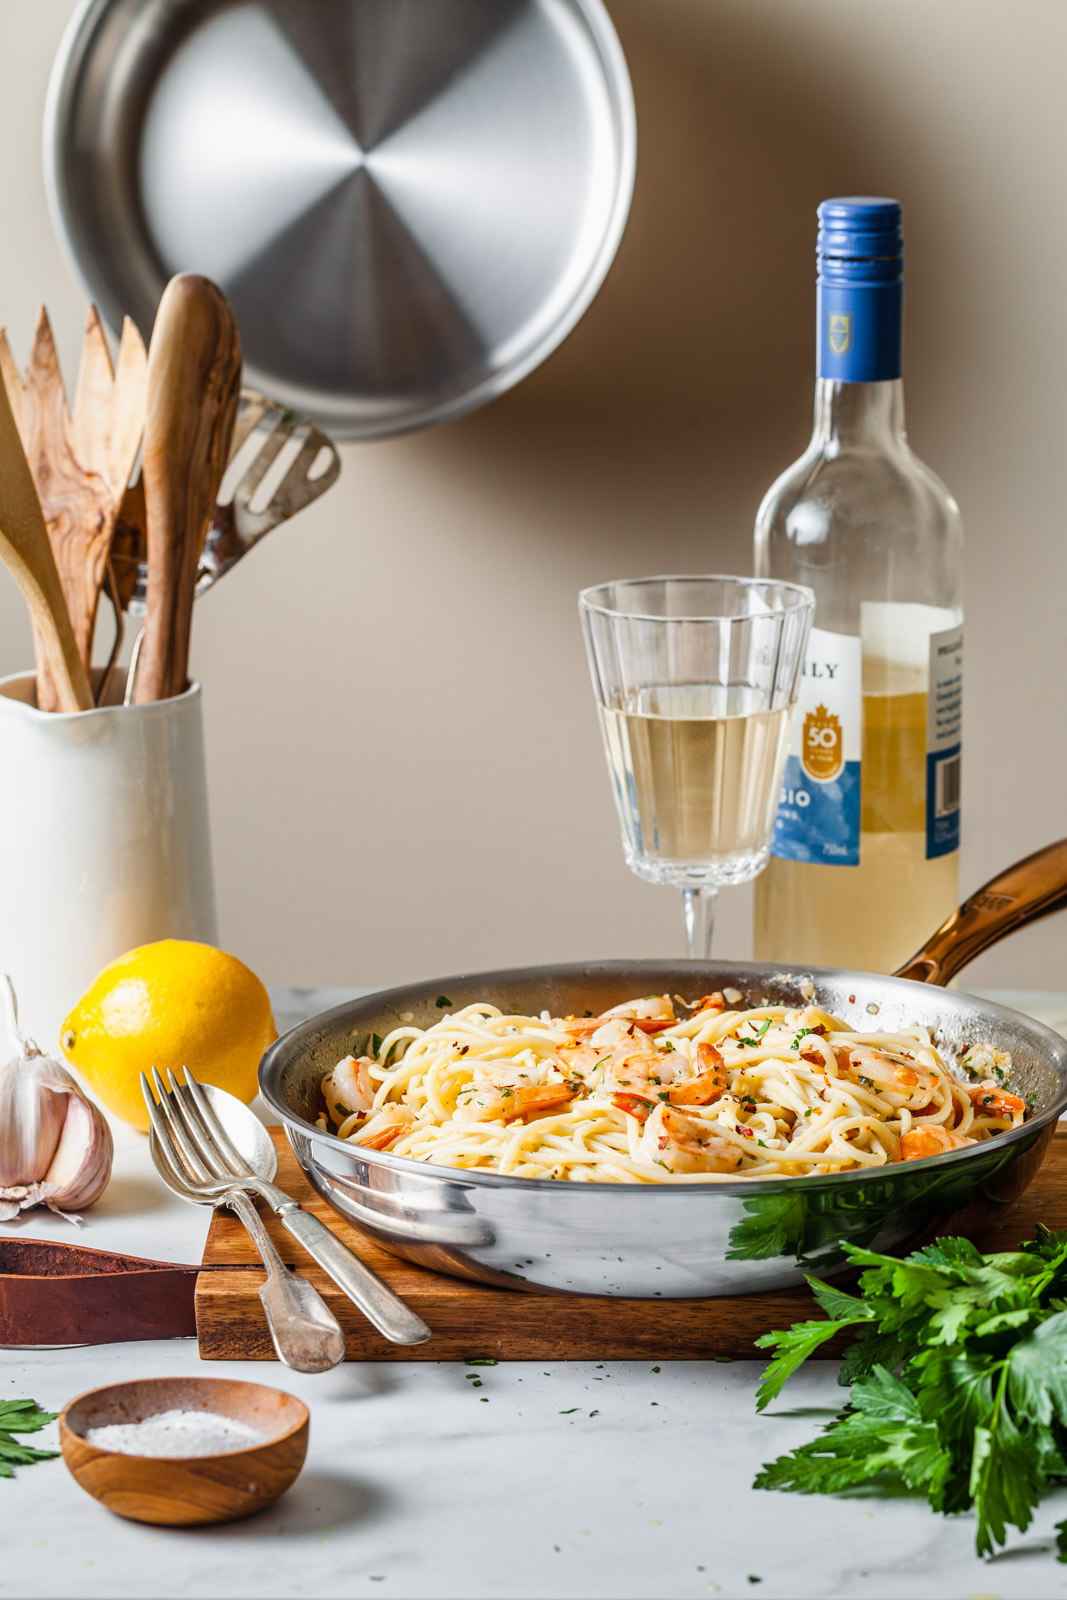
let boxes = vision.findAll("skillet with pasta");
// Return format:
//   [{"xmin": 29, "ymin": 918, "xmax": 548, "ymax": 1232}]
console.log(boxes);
[{"xmin": 315, "ymin": 991, "xmax": 1028, "ymax": 1183}]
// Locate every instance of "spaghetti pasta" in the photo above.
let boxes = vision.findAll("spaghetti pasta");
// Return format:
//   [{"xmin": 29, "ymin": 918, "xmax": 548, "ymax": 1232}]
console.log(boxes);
[{"xmin": 316, "ymin": 992, "xmax": 1027, "ymax": 1183}]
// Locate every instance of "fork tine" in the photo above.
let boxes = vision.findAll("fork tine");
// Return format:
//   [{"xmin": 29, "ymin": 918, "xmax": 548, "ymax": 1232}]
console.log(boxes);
[
  {"xmin": 148, "ymin": 1066, "xmax": 213, "ymax": 1183},
  {"xmin": 163, "ymin": 1069, "xmax": 231, "ymax": 1180},
  {"xmin": 180, "ymin": 1069, "xmax": 256, "ymax": 1178},
  {"xmin": 140, "ymin": 1071, "xmax": 193, "ymax": 1180},
  {"xmin": 140, "ymin": 1076, "xmax": 198, "ymax": 1193}
]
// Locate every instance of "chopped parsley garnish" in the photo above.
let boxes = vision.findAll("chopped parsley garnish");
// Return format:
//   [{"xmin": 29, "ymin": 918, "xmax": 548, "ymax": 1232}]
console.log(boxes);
[
  {"xmin": 370, "ymin": 1033, "xmax": 383, "ymax": 1056},
  {"xmin": 790, "ymin": 1023, "xmax": 826, "ymax": 1050},
  {"xmin": 435, "ymin": 995, "xmax": 453, "ymax": 1008},
  {"xmin": 738, "ymin": 1019, "xmax": 773, "ymax": 1048}
]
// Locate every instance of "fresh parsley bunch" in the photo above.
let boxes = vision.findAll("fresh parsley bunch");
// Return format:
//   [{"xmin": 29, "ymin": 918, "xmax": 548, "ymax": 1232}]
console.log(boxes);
[
  {"xmin": 753, "ymin": 1227, "xmax": 1067, "ymax": 1559},
  {"xmin": 0, "ymin": 1399, "xmax": 58, "ymax": 1478}
]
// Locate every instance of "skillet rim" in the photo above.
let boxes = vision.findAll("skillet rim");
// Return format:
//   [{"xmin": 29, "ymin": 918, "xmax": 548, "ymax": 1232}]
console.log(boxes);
[{"xmin": 258, "ymin": 959, "xmax": 1067, "ymax": 1194}]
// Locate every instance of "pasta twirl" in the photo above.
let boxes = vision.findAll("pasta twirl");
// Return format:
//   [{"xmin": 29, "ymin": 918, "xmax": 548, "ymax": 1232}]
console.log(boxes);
[{"xmin": 316, "ymin": 993, "xmax": 1028, "ymax": 1184}]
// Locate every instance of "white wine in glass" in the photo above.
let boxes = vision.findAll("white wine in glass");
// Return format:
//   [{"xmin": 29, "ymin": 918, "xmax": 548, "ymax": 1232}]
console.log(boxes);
[{"xmin": 580, "ymin": 577, "xmax": 814, "ymax": 959}]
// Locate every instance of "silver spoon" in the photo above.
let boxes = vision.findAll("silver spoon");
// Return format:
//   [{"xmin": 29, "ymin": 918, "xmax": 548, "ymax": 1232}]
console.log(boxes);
[{"xmin": 145, "ymin": 1080, "xmax": 346, "ymax": 1373}]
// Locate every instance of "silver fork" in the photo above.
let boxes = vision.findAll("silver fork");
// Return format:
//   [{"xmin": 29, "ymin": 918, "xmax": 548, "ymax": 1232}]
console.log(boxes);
[{"xmin": 141, "ymin": 1068, "xmax": 431, "ymax": 1347}]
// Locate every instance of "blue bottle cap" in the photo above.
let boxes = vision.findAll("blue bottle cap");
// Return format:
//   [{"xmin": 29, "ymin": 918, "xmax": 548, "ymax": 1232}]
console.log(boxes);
[
  {"xmin": 817, "ymin": 198, "xmax": 903, "ymax": 285},
  {"xmin": 815, "ymin": 199, "xmax": 903, "ymax": 380}
]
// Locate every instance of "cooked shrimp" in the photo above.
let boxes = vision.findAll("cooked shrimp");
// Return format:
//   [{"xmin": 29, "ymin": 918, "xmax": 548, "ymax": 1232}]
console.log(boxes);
[
  {"xmin": 555, "ymin": 995, "xmax": 676, "ymax": 1038},
  {"xmin": 847, "ymin": 1047, "xmax": 940, "ymax": 1109},
  {"xmin": 899, "ymin": 1125, "xmax": 975, "ymax": 1161},
  {"xmin": 687, "ymin": 993, "xmax": 726, "ymax": 1014},
  {"xmin": 350, "ymin": 1106, "xmax": 416, "ymax": 1150},
  {"xmin": 669, "ymin": 1043, "xmax": 730, "ymax": 1106},
  {"xmin": 966, "ymin": 1081, "xmax": 1026, "ymax": 1119},
  {"xmin": 601, "ymin": 1045, "xmax": 680, "ymax": 1097},
  {"xmin": 322, "ymin": 1056, "xmax": 376, "ymax": 1124},
  {"xmin": 637, "ymin": 1104, "xmax": 745, "ymax": 1174},
  {"xmin": 610, "ymin": 1042, "xmax": 729, "ymax": 1118},
  {"xmin": 456, "ymin": 1065, "xmax": 573, "ymax": 1123}
]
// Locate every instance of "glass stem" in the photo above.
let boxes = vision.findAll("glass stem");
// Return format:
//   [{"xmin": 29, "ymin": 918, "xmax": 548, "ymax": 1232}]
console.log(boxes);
[{"xmin": 682, "ymin": 886, "xmax": 718, "ymax": 960}]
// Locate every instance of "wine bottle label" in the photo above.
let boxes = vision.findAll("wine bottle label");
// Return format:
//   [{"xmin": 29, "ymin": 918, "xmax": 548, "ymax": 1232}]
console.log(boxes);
[
  {"xmin": 770, "ymin": 628, "xmax": 862, "ymax": 866},
  {"xmin": 926, "ymin": 624, "xmax": 963, "ymax": 858}
]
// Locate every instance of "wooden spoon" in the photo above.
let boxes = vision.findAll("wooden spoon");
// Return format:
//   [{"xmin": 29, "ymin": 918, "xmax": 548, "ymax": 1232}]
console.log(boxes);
[
  {"xmin": 134, "ymin": 275, "xmax": 241, "ymax": 703},
  {"xmin": 0, "ymin": 375, "xmax": 91, "ymax": 712},
  {"xmin": 0, "ymin": 308, "xmax": 147, "ymax": 709}
]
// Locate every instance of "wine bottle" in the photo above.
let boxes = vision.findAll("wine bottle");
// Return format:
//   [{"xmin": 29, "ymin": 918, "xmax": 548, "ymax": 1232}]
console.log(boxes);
[{"xmin": 753, "ymin": 197, "xmax": 963, "ymax": 973}]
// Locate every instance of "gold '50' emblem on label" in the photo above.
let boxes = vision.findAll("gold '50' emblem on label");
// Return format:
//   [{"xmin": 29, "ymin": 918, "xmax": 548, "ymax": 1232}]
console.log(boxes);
[
  {"xmin": 803, "ymin": 703, "xmax": 843, "ymax": 782},
  {"xmin": 829, "ymin": 313, "xmax": 851, "ymax": 354}
]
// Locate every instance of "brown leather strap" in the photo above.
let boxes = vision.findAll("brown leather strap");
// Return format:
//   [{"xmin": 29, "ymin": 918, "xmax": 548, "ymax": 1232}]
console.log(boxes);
[{"xmin": 0, "ymin": 1239, "xmax": 199, "ymax": 1345}]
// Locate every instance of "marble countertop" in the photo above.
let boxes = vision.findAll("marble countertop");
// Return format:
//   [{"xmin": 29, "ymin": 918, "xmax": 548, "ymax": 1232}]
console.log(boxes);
[{"xmin": 6, "ymin": 985, "xmax": 1067, "ymax": 1600}]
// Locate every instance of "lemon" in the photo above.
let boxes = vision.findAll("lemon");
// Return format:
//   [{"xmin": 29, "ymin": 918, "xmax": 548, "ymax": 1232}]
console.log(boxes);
[{"xmin": 61, "ymin": 940, "xmax": 276, "ymax": 1131}]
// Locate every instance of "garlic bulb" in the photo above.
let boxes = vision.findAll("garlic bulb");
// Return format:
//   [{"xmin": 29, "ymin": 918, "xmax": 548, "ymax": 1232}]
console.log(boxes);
[{"xmin": 0, "ymin": 977, "xmax": 113, "ymax": 1222}]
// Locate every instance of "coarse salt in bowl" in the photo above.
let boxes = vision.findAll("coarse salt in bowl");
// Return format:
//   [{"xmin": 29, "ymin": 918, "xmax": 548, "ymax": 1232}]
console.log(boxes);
[{"xmin": 59, "ymin": 1376, "xmax": 309, "ymax": 1525}]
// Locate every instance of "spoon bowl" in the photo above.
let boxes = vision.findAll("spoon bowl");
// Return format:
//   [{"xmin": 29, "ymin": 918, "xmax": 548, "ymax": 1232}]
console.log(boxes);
[{"xmin": 148, "ymin": 1081, "xmax": 280, "ymax": 1186}]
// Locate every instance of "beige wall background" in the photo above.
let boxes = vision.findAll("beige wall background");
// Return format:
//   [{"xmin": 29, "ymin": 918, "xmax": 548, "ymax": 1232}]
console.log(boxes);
[{"xmin": 1, "ymin": 0, "xmax": 1064, "ymax": 990}]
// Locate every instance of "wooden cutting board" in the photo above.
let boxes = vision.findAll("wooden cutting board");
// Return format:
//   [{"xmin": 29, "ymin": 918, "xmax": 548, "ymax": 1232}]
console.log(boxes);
[{"xmin": 196, "ymin": 1126, "xmax": 1067, "ymax": 1362}]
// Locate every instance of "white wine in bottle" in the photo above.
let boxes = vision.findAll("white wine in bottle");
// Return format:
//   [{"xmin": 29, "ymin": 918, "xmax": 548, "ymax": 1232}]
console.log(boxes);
[{"xmin": 753, "ymin": 198, "xmax": 963, "ymax": 974}]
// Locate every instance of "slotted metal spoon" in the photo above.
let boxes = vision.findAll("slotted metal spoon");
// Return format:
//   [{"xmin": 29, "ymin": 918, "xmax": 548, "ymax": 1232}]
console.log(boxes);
[{"xmin": 110, "ymin": 387, "xmax": 341, "ymax": 617}]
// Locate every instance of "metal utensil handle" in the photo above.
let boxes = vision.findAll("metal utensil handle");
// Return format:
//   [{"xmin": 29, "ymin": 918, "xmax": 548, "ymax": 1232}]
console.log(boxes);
[
  {"xmin": 279, "ymin": 1207, "xmax": 431, "ymax": 1346},
  {"xmin": 224, "ymin": 1190, "xmax": 344, "ymax": 1373},
  {"xmin": 895, "ymin": 837, "xmax": 1067, "ymax": 986}
]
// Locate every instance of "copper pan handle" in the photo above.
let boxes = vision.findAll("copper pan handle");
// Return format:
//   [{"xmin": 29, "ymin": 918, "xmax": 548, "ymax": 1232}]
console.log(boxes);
[{"xmin": 894, "ymin": 838, "xmax": 1067, "ymax": 986}]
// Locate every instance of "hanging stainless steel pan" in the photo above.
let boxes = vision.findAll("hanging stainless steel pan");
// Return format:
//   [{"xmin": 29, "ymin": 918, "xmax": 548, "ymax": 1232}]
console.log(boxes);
[
  {"xmin": 45, "ymin": 0, "xmax": 635, "ymax": 438},
  {"xmin": 260, "ymin": 840, "xmax": 1067, "ymax": 1299}
]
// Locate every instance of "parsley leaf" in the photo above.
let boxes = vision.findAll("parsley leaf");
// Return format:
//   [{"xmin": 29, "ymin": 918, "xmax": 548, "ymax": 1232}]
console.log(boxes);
[
  {"xmin": 0, "ymin": 1399, "xmax": 58, "ymax": 1480},
  {"xmin": 1006, "ymin": 1309, "xmax": 1067, "ymax": 1426},
  {"xmin": 755, "ymin": 1317, "xmax": 854, "ymax": 1411}
]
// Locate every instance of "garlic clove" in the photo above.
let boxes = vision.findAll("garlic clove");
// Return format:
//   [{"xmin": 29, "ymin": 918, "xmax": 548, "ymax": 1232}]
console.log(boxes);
[
  {"xmin": 0, "ymin": 977, "xmax": 114, "ymax": 1222},
  {"xmin": 0, "ymin": 1056, "xmax": 67, "ymax": 1187},
  {"xmin": 39, "ymin": 1091, "xmax": 113, "ymax": 1215}
]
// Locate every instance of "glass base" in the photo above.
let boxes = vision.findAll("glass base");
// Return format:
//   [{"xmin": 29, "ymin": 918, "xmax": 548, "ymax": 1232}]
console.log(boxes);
[{"xmin": 624, "ymin": 844, "xmax": 770, "ymax": 889}]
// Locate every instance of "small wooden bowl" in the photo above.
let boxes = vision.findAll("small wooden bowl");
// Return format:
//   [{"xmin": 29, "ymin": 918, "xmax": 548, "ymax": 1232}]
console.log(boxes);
[{"xmin": 59, "ymin": 1377, "xmax": 309, "ymax": 1526}]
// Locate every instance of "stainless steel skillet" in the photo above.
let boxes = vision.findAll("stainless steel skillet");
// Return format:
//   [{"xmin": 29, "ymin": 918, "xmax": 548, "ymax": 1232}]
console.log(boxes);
[{"xmin": 259, "ymin": 841, "xmax": 1067, "ymax": 1298}]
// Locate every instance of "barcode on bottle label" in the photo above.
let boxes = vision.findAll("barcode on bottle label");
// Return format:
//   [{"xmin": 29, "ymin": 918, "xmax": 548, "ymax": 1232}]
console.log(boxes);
[
  {"xmin": 926, "ymin": 625, "xmax": 962, "ymax": 859},
  {"xmin": 935, "ymin": 753, "xmax": 960, "ymax": 817}
]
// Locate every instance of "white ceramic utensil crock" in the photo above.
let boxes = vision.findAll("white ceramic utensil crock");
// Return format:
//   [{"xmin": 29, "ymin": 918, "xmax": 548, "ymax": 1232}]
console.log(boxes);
[{"xmin": 0, "ymin": 669, "xmax": 217, "ymax": 1049}]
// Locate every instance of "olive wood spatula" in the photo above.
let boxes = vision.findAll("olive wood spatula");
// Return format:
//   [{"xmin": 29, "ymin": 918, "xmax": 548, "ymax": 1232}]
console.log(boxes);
[
  {"xmin": 0, "ymin": 308, "xmax": 147, "ymax": 709},
  {"xmin": 134, "ymin": 274, "xmax": 241, "ymax": 703},
  {"xmin": 0, "ymin": 375, "xmax": 92, "ymax": 712}
]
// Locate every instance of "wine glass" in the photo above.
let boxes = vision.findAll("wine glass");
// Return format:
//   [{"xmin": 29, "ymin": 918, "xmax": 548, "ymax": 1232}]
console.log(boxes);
[{"xmin": 579, "ymin": 575, "xmax": 814, "ymax": 959}]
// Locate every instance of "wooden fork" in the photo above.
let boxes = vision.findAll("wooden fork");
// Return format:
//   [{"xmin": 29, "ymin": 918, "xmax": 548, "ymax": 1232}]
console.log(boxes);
[{"xmin": 0, "ymin": 307, "xmax": 146, "ymax": 709}]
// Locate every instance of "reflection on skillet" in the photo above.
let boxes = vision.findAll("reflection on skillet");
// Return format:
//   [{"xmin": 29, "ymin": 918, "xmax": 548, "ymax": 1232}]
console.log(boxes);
[{"xmin": 312, "ymin": 990, "xmax": 1032, "ymax": 1184}]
